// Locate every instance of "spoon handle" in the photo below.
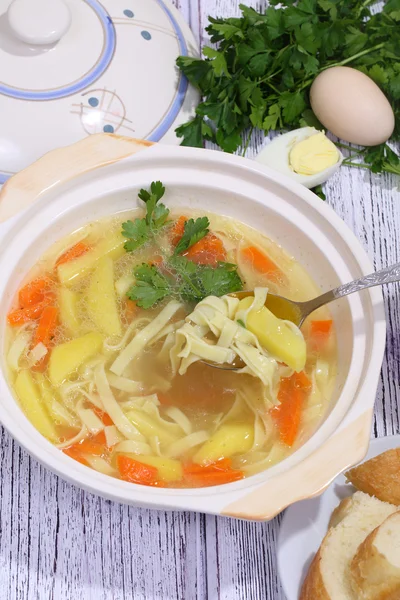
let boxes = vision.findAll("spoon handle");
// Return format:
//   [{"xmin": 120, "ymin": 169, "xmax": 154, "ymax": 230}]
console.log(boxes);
[{"xmin": 303, "ymin": 261, "xmax": 400, "ymax": 315}]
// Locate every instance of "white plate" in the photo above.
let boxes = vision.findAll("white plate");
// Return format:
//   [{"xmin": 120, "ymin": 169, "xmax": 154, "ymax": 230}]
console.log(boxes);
[{"xmin": 278, "ymin": 434, "xmax": 400, "ymax": 600}]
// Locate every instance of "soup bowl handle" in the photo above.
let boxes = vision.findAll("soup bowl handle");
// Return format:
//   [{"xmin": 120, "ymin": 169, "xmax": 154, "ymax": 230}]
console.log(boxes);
[
  {"xmin": 0, "ymin": 134, "xmax": 153, "ymax": 224},
  {"xmin": 221, "ymin": 408, "xmax": 373, "ymax": 520}
]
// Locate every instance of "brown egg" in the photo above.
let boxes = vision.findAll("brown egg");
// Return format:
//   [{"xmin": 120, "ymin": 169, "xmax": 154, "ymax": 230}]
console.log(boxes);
[{"xmin": 310, "ymin": 66, "xmax": 395, "ymax": 146}]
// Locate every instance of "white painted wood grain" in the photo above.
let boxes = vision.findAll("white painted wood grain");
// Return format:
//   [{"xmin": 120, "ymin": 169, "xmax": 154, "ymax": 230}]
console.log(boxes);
[{"xmin": 0, "ymin": 2, "xmax": 399, "ymax": 599}]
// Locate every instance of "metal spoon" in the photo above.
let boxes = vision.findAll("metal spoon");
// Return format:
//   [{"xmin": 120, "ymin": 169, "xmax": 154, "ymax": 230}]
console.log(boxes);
[{"xmin": 204, "ymin": 261, "xmax": 400, "ymax": 370}]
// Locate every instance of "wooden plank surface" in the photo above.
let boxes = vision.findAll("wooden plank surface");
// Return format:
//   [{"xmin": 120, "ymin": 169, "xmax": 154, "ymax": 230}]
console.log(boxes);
[{"xmin": 1, "ymin": 1, "xmax": 399, "ymax": 599}]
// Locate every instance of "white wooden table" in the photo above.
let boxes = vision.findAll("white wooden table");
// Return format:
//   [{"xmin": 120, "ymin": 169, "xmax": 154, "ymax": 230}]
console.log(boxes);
[{"xmin": 1, "ymin": 1, "xmax": 399, "ymax": 599}]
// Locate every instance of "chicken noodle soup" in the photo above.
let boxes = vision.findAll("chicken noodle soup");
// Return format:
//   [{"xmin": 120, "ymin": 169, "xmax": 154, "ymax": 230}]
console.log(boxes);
[{"xmin": 5, "ymin": 182, "xmax": 337, "ymax": 488}]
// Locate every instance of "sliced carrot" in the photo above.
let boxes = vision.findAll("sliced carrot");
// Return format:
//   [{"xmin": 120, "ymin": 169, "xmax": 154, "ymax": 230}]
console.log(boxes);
[
  {"xmin": 185, "ymin": 234, "xmax": 226, "ymax": 266},
  {"xmin": 184, "ymin": 458, "xmax": 243, "ymax": 486},
  {"xmin": 308, "ymin": 320, "xmax": 333, "ymax": 351},
  {"xmin": 184, "ymin": 458, "xmax": 232, "ymax": 475},
  {"xmin": 272, "ymin": 372, "xmax": 311, "ymax": 447},
  {"xmin": 92, "ymin": 407, "xmax": 113, "ymax": 427},
  {"xmin": 66, "ymin": 430, "xmax": 108, "ymax": 459},
  {"xmin": 33, "ymin": 306, "xmax": 58, "ymax": 347},
  {"xmin": 7, "ymin": 293, "xmax": 56, "ymax": 326},
  {"xmin": 91, "ymin": 430, "xmax": 107, "ymax": 445},
  {"xmin": 55, "ymin": 242, "xmax": 89, "ymax": 267},
  {"xmin": 19, "ymin": 277, "xmax": 54, "ymax": 308},
  {"xmin": 273, "ymin": 388, "xmax": 303, "ymax": 447},
  {"xmin": 310, "ymin": 320, "xmax": 333, "ymax": 336},
  {"xmin": 63, "ymin": 446, "xmax": 89, "ymax": 466},
  {"xmin": 8, "ymin": 303, "xmax": 46, "ymax": 326},
  {"xmin": 170, "ymin": 216, "xmax": 187, "ymax": 246},
  {"xmin": 124, "ymin": 299, "xmax": 137, "ymax": 322},
  {"xmin": 31, "ymin": 305, "xmax": 58, "ymax": 371},
  {"xmin": 78, "ymin": 439, "xmax": 106, "ymax": 457},
  {"xmin": 241, "ymin": 246, "xmax": 282, "ymax": 281},
  {"xmin": 117, "ymin": 455, "xmax": 158, "ymax": 484},
  {"xmin": 185, "ymin": 468, "xmax": 244, "ymax": 487}
]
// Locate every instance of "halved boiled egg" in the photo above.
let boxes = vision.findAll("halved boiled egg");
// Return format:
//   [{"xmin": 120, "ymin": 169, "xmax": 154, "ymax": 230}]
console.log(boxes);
[{"xmin": 255, "ymin": 127, "xmax": 343, "ymax": 188}]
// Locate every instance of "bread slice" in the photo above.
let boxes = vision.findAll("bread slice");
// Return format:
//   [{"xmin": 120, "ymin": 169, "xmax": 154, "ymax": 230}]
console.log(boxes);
[
  {"xmin": 346, "ymin": 449, "xmax": 400, "ymax": 505},
  {"xmin": 300, "ymin": 492, "xmax": 397, "ymax": 600},
  {"xmin": 328, "ymin": 496, "xmax": 353, "ymax": 529},
  {"xmin": 349, "ymin": 511, "xmax": 400, "ymax": 600}
]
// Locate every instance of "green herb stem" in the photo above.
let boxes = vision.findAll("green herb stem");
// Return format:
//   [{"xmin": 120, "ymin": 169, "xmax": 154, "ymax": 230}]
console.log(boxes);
[
  {"xmin": 322, "ymin": 42, "xmax": 385, "ymax": 71},
  {"xmin": 299, "ymin": 43, "xmax": 386, "ymax": 93},
  {"xmin": 259, "ymin": 69, "xmax": 283, "ymax": 84},
  {"xmin": 334, "ymin": 142, "xmax": 355, "ymax": 152},
  {"xmin": 382, "ymin": 164, "xmax": 400, "ymax": 176},
  {"xmin": 241, "ymin": 126, "xmax": 254, "ymax": 157},
  {"xmin": 342, "ymin": 160, "xmax": 371, "ymax": 169},
  {"xmin": 264, "ymin": 80, "xmax": 281, "ymax": 95}
]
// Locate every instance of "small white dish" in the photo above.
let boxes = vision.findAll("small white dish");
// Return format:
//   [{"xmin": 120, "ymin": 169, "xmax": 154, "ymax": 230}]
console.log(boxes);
[{"xmin": 278, "ymin": 434, "xmax": 400, "ymax": 600}]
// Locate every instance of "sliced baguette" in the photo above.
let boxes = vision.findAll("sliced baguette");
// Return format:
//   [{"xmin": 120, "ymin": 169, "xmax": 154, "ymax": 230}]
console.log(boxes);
[
  {"xmin": 328, "ymin": 496, "xmax": 353, "ymax": 529},
  {"xmin": 346, "ymin": 449, "xmax": 400, "ymax": 505},
  {"xmin": 300, "ymin": 492, "xmax": 397, "ymax": 600},
  {"xmin": 350, "ymin": 511, "xmax": 400, "ymax": 600}
]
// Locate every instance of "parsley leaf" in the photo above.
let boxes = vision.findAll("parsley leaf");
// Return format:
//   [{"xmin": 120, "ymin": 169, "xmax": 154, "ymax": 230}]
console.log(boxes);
[
  {"xmin": 128, "ymin": 264, "xmax": 171, "ymax": 309},
  {"xmin": 295, "ymin": 23, "xmax": 320, "ymax": 54},
  {"xmin": 174, "ymin": 217, "xmax": 210, "ymax": 255},
  {"xmin": 122, "ymin": 181, "xmax": 170, "ymax": 252},
  {"xmin": 153, "ymin": 203, "xmax": 170, "ymax": 230},
  {"xmin": 203, "ymin": 47, "xmax": 230, "ymax": 77},
  {"xmin": 122, "ymin": 219, "xmax": 149, "ymax": 252},
  {"xmin": 138, "ymin": 181, "xmax": 165, "ymax": 226},
  {"xmin": 168, "ymin": 255, "xmax": 204, "ymax": 301},
  {"xmin": 197, "ymin": 262, "xmax": 243, "ymax": 298},
  {"xmin": 263, "ymin": 103, "xmax": 281, "ymax": 132}
]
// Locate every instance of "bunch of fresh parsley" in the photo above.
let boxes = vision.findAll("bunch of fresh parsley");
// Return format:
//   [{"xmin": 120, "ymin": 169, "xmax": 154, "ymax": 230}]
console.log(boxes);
[
  {"xmin": 176, "ymin": 0, "xmax": 400, "ymax": 176},
  {"xmin": 122, "ymin": 183, "xmax": 243, "ymax": 308}
]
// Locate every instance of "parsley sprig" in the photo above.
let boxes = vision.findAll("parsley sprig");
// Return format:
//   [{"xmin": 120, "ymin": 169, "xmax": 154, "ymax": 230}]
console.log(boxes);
[
  {"xmin": 122, "ymin": 181, "xmax": 169, "ymax": 252},
  {"xmin": 122, "ymin": 182, "xmax": 243, "ymax": 308},
  {"xmin": 128, "ymin": 258, "xmax": 243, "ymax": 309},
  {"xmin": 176, "ymin": 0, "xmax": 400, "ymax": 176}
]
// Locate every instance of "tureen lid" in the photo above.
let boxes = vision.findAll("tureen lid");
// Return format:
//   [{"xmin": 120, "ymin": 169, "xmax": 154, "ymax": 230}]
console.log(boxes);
[{"xmin": 0, "ymin": 0, "xmax": 199, "ymax": 183}]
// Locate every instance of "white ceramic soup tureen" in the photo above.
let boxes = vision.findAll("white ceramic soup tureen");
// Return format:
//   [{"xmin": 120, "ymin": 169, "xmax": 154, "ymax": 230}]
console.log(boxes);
[
  {"xmin": 0, "ymin": 0, "xmax": 199, "ymax": 183},
  {"xmin": 0, "ymin": 135, "xmax": 386, "ymax": 520}
]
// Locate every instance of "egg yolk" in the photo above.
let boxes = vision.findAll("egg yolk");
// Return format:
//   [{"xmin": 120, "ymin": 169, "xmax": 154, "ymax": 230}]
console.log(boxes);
[{"xmin": 289, "ymin": 132, "xmax": 339, "ymax": 176}]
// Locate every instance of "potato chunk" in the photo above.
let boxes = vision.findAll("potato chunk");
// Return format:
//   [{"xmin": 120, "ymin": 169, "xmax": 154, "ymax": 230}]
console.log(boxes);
[
  {"xmin": 14, "ymin": 370, "xmax": 58, "ymax": 441},
  {"xmin": 87, "ymin": 257, "xmax": 122, "ymax": 337},
  {"xmin": 238, "ymin": 297, "xmax": 306, "ymax": 372},
  {"xmin": 48, "ymin": 332, "xmax": 103, "ymax": 386},
  {"xmin": 193, "ymin": 422, "xmax": 254, "ymax": 464},
  {"xmin": 59, "ymin": 288, "xmax": 81, "ymax": 337}
]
